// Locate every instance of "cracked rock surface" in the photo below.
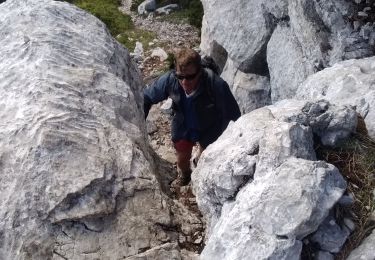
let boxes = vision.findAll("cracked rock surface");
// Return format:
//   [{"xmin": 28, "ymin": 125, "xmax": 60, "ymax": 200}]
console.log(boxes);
[
  {"xmin": 192, "ymin": 100, "xmax": 356, "ymax": 259},
  {"xmin": 0, "ymin": 0, "xmax": 200, "ymax": 259}
]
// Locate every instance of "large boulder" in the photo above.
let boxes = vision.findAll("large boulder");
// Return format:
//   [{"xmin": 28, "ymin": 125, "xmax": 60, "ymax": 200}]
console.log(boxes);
[
  {"xmin": 192, "ymin": 100, "xmax": 355, "ymax": 259},
  {"xmin": 268, "ymin": 0, "xmax": 374, "ymax": 102},
  {"xmin": 296, "ymin": 56, "xmax": 375, "ymax": 139},
  {"xmin": 200, "ymin": 0, "xmax": 285, "ymax": 75},
  {"xmin": 138, "ymin": 0, "xmax": 156, "ymax": 15},
  {"xmin": 267, "ymin": 23, "xmax": 315, "ymax": 102},
  {"xmin": 221, "ymin": 58, "xmax": 271, "ymax": 114},
  {"xmin": 201, "ymin": 0, "xmax": 374, "ymax": 104},
  {"xmin": 199, "ymin": 158, "xmax": 345, "ymax": 260},
  {"xmin": 0, "ymin": 0, "xmax": 187, "ymax": 259}
]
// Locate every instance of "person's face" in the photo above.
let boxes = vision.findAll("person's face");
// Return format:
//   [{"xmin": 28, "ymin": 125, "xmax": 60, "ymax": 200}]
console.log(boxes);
[{"xmin": 175, "ymin": 64, "xmax": 201, "ymax": 94}]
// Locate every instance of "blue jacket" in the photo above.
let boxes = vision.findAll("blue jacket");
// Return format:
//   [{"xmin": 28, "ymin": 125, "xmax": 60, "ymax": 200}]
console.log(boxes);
[{"xmin": 144, "ymin": 68, "xmax": 241, "ymax": 148}]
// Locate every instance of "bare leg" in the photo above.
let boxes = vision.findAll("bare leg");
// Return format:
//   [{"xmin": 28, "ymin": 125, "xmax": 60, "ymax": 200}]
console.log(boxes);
[{"xmin": 176, "ymin": 148, "xmax": 193, "ymax": 185}]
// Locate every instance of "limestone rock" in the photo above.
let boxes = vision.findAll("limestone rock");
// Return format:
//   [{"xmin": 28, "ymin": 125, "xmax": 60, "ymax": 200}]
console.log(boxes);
[
  {"xmin": 151, "ymin": 47, "xmax": 168, "ymax": 62},
  {"xmin": 192, "ymin": 100, "xmax": 354, "ymax": 232},
  {"xmin": 315, "ymin": 251, "xmax": 334, "ymax": 260},
  {"xmin": 0, "ymin": 0, "xmax": 180, "ymax": 259},
  {"xmin": 138, "ymin": 0, "xmax": 156, "ymax": 15},
  {"xmin": 296, "ymin": 56, "xmax": 375, "ymax": 139},
  {"xmin": 192, "ymin": 100, "xmax": 353, "ymax": 259},
  {"xmin": 155, "ymin": 4, "xmax": 179, "ymax": 15},
  {"xmin": 199, "ymin": 158, "xmax": 346, "ymax": 260},
  {"xmin": 347, "ymin": 229, "xmax": 375, "ymax": 260},
  {"xmin": 199, "ymin": 15, "xmax": 228, "ymax": 72},
  {"xmin": 201, "ymin": 0, "xmax": 374, "ymax": 103},
  {"xmin": 221, "ymin": 58, "xmax": 271, "ymax": 114},
  {"xmin": 310, "ymin": 215, "xmax": 351, "ymax": 253},
  {"xmin": 267, "ymin": 24, "xmax": 315, "ymax": 102},
  {"xmin": 200, "ymin": 0, "xmax": 283, "ymax": 74}
]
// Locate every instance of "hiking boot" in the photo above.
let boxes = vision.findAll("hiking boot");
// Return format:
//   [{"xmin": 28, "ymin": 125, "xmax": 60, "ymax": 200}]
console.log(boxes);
[{"xmin": 175, "ymin": 169, "xmax": 191, "ymax": 186}]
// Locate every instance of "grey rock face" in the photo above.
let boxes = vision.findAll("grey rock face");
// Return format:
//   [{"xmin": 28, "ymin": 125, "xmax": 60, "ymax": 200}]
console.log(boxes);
[
  {"xmin": 192, "ymin": 108, "xmax": 273, "ymax": 229},
  {"xmin": 138, "ymin": 0, "xmax": 156, "ymax": 15},
  {"xmin": 221, "ymin": 58, "xmax": 271, "ymax": 114},
  {"xmin": 267, "ymin": 24, "xmax": 315, "ymax": 102},
  {"xmin": 347, "ymin": 229, "xmax": 375, "ymax": 260},
  {"xmin": 310, "ymin": 215, "xmax": 351, "ymax": 253},
  {"xmin": 296, "ymin": 56, "xmax": 375, "ymax": 139},
  {"xmin": 200, "ymin": 0, "xmax": 281, "ymax": 75},
  {"xmin": 268, "ymin": 100, "xmax": 357, "ymax": 146},
  {"xmin": 0, "ymin": 0, "xmax": 183, "ymax": 259},
  {"xmin": 199, "ymin": 15, "xmax": 228, "ymax": 72},
  {"xmin": 201, "ymin": 0, "xmax": 374, "ymax": 105},
  {"xmin": 155, "ymin": 4, "xmax": 179, "ymax": 15},
  {"xmin": 270, "ymin": 0, "xmax": 373, "ymax": 102},
  {"xmin": 198, "ymin": 158, "xmax": 345, "ymax": 260},
  {"xmin": 315, "ymin": 251, "xmax": 334, "ymax": 260},
  {"xmin": 192, "ymin": 100, "xmax": 353, "ymax": 259}
]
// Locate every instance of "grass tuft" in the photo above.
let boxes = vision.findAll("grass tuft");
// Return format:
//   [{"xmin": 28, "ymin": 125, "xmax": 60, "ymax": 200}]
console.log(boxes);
[
  {"xmin": 67, "ymin": 0, "xmax": 158, "ymax": 51},
  {"xmin": 117, "ymin": 28, "xmax": 157, "ymax": 52},
  {"xmin": 315, "ymin": 116, "xmax": 375, "ymax": 259},
  {"xmin": 73, "ymin": 0, "xmax": 134, "ymax": 36}
]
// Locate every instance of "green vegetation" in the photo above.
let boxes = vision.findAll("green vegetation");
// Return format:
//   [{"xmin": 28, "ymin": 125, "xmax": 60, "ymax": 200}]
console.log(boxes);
[
  {"xmin": 72, "ymin": 0, "xmax": 133, "ymax": 36},
  {"xmin": 117, "ymin": 29, "xmax": 156, "ymax": 52},
  {"xmin": 157, "ymin": 0, "xmax": 203, "ymax": 29},
  {"xmin": 314, "ymin": 117, "xmax": 375, "ymax": 260},
  {"xmin": 67, "ymin": 0, "xmax": 156, "ymax": 51}
]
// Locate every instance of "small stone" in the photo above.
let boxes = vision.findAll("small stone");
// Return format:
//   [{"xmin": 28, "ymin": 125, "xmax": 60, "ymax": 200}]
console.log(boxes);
[
  {"xmin": 363, "ymin": 7, "xmax": 372, "ymax": 12},
  {"xmin": 343, "ymin": 218, "xmax": 355, "ymax": 232},
  {"xmin": 188, "ymin": 198, "xmax": 196, "ymax": 204},
  {"xmin": 161, "ymin": 199, "xmax": 167, "ymax": 209},
  {"xmin": 193, "ymin": 237, "xmax": 203, "ymax": 244},
  {"xmin": 160, "ymin": 98, "xmax": 173, "ymax": 114},
  {"xmin": 338, "ymin": 194, "xmax": 354, "ymax": 206},
  {"xmin": 358, "ymin": 11, "xmax": 369, "ymax": 17},
  {"xmin": 353, "ymin": 21, "xmax": 361, "ymax": 31},
  {"xmin": 370, "ymin": 211, "xmax": 375, "ymax": 221},
  {"xmin": 179, "ymin": 235, "xmax": 186, "ymax": 243}
]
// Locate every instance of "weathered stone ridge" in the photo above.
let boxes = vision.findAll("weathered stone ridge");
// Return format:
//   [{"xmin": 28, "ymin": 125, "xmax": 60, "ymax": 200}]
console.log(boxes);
[
  {"xmin": 0, "ymin": 0, "xmax": 179, "ymax": 259},
  {"xmin": 201, "ymin": 0, "xmax": 375, "ymax": 128},
  {"xmin": 192, "ymin": 100, "xmax": 356, "ymax": 259},
  {"xmin": 296, "ymin": 56, "xmax": 375, "ymax": 139}
]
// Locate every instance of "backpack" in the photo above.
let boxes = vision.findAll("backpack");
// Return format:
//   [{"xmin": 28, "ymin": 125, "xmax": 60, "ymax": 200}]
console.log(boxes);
[{"xmin": 200, "ymin": 55, "xmax": 220, "ymax": 75}]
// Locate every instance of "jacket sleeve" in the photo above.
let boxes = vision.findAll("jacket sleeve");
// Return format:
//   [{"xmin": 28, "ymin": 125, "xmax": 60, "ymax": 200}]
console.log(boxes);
[
  {"xmin": 215, "ymin": 78, "xmax": 241, "ymax": 131},
  {"xmin": 143, "ymin": 72, "xmax": 173, "ymax": 118}
]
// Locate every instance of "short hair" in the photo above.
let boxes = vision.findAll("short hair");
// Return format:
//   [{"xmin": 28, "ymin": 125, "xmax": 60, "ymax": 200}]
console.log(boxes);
[{"xmin": 174, "ymin": 48, "xmax": 201, "ymax": 70}]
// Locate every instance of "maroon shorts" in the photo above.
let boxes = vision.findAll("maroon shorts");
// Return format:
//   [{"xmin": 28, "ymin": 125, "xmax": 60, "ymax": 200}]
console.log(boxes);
[{"xmin": 174, "ymin": 139, "xmax": 195, "ymax": 153}]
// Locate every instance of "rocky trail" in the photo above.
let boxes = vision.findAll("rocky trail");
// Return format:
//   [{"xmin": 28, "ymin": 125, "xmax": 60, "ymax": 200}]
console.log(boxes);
[{"xmin": 119, "ymin": 1, "xmax": 205, "ymax": 255}]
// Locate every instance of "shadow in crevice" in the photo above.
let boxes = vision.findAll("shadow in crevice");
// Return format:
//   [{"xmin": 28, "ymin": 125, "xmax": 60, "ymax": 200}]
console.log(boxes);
[{"xmin": 150, "ymin": 148, "xmax": 177, "ymax": 198}]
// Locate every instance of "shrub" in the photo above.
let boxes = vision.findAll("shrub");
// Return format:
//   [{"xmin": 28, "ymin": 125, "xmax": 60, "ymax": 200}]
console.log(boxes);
[{"xmin": 73, "ymin": 0, "xmax": 133, "ymax": 36}]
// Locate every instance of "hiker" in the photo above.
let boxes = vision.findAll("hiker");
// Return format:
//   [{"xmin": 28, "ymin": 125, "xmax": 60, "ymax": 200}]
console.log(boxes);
[{"xmin": 143, "ymin": 48, "xmax": 241, "ymax": 185}]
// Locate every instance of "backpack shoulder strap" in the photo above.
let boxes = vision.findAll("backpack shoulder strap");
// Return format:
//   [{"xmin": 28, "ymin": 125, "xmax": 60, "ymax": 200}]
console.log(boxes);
[{"xmin": 204, "ymin": 68, "xmax": 215, "ymax": 103}]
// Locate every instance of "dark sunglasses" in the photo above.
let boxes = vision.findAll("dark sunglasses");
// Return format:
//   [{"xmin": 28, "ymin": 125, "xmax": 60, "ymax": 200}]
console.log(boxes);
[{"xmin": 174, "ymin": 71, "xmax": 200, "ymax": 81}]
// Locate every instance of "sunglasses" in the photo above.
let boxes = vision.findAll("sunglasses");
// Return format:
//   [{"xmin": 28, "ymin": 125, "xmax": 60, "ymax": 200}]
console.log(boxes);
[{"xmin": 174, "ymin": 71, "xmax": 200, "ymax": 81}]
